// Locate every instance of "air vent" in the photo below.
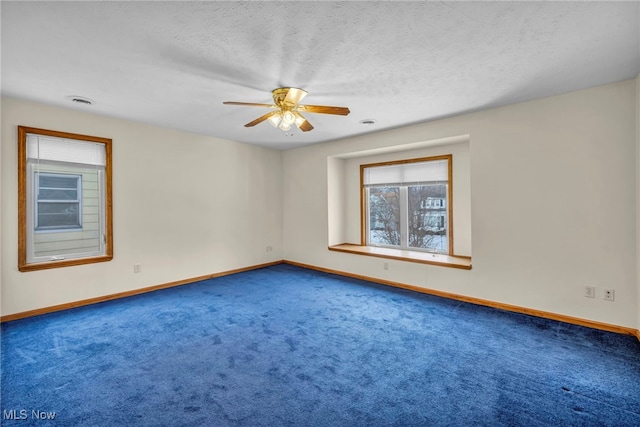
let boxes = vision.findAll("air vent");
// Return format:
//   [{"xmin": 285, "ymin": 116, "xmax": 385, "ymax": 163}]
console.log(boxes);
[{"xmin": 66, "ymin": 96, "xmax": 95, "ymax": 106}]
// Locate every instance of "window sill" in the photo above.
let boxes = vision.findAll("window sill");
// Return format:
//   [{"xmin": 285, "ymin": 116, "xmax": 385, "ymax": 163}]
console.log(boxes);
[
  {"xmin": 328, "ymin": 243, "xmax": 472, "ymax": 270},
  {"xmin": 19, "ymin": 255, "xmax": 113, "ymax": 272}
]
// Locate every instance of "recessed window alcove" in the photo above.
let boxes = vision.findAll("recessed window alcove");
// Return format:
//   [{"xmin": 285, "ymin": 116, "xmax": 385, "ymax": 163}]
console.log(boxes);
[{"xmin": 327, "ymin": 135, "xmax": 472, "ymax": 269}]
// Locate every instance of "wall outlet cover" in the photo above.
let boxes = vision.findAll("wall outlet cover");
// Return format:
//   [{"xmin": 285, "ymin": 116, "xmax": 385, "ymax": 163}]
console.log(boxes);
[
  {"xmin": 584, "ymin": 286, "xmax": 595, "ymax": 298},
  {"xmin": 603, "ymin": 289, "xmax": 615, "ymax": 301}
]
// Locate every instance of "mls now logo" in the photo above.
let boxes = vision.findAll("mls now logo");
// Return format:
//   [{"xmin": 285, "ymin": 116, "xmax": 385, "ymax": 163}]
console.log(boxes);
[{"xmin": 3, "ymin": 409, "xmax": 57, "ymax": 420}]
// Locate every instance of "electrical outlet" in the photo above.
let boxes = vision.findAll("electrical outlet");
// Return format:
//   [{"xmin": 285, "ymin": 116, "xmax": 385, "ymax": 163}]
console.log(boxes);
[
  {"xmin": 383, "ymin": 262, "xmax": 389, "ymax": 270},
  {"xmin": 584, "ymin": 286, "xmax": 595, "ymax": 298},
  {"xmin": 266, "ymin": 246, "xmax": 273, "ymax": 252},
  {"xmin": 603, "ymin": 289, "xmax": 615, "ymax": 301},
  {"xmin": 134, "ymin": 264, "xmax": 141, "ymax": 273}
]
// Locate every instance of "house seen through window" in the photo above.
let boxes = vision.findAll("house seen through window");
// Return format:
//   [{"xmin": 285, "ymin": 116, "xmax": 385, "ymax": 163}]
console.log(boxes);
[
  {"xmin": 36, "ymin": 173, "xmax": 82, "ymax": 230},
  {"xmin": 18, "ymin": 126, "xmax": 113, "ymax": 271},
  {"xmin": 362, "ymin": 155, "xmax": 452, "ymax": 255}
]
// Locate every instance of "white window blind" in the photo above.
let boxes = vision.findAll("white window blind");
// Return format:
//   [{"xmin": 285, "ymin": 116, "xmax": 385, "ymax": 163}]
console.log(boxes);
[
  {"xmin": 27, "ymin": 134, "xmax": 106, "ymax": 166},
  {"xmin": 363, "ymin": 159, "xmax": 448, "ymax": 187}
]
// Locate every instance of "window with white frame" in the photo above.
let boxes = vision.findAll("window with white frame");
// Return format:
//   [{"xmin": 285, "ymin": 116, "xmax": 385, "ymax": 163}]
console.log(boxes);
[
  {"xmin": 18, "ymin": 126, "xmax": 113, "ymax": 271},
  {"xmin": 362, "ymin": 155, "xmax": 452, "ymax": 255}
]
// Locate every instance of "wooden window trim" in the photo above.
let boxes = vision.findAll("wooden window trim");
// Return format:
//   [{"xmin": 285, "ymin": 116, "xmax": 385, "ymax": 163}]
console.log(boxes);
[
  {"xmin": 359, "ymin": 154, "xmax": 456, "ymax": 256},
  {"xmin": 18, "ymin": 126, "xmax": 113, "ymax": 272},
  {"xmin": 329, "ymin": 243, "xmax": 471, "ymax": 270}
]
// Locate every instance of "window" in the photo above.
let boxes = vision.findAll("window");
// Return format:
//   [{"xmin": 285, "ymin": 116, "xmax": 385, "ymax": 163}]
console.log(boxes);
[
  {"xmin": 35, "ymin": 173, "xmax": 82, "ymax": 230},
  {"xmin": 362, "ymin": 155, "xmax": 452, "ymax": 255},
  {"xmin": 18, "ymin": 126, "xmax": 113, "ymax": 271}
]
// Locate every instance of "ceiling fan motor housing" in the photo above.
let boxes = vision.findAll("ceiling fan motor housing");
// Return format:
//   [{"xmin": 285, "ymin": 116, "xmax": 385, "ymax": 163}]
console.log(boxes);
[{"xmin": 272, "ymin": 87, "xmax": 307, "ymax": 108}]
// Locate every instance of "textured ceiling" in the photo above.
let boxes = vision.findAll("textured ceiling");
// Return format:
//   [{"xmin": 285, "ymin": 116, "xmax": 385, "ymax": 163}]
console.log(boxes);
[{"xmin": 2, "ymin": 1, "xmax": 639, "ymax": 150}]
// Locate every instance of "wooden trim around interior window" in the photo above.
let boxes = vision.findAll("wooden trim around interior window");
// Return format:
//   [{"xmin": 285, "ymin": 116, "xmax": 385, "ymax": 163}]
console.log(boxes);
[
  {"xmin": 360, "ymin": 154, "xmax": 454, "ymax": 255},
  {"xmin": 17, "ymin": 126, "xmax": 113, "ymax": 272},
  {"xmin": 329, "ymin": 243, "xmax": 471, "ymax": 270}
]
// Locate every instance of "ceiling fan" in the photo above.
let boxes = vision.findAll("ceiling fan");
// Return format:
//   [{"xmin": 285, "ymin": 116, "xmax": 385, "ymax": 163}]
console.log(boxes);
[{"xmin": 223, "ymin": 87, "xmax": 350, "ymax": 133}]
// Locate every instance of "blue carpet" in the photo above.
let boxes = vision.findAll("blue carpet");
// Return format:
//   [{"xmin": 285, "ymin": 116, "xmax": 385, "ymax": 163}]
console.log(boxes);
[{"xmin": 1, "ymin": 264, "xmax": 639, "ymax": 426}]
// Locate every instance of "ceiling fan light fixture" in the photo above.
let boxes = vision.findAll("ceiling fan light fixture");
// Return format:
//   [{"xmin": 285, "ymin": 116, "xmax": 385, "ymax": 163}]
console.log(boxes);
[
  {"xmin": 223, "ymin": 87, "xmax": 350, "ymax": 134},
  {"xmin": 268, "ymin": 112, "xmax": 282, "ymax": 127},
  {"xmin": 282, "ymin": 110, "xmax": 296, "ymax": 125},
  {"xmin": 279, "ymin": 121, "xmax": 292, "ymax": 131}
]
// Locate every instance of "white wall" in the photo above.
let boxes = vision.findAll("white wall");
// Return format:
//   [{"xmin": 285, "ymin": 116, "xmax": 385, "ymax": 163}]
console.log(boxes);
[
  {"xmin": 637, "ymin": 73, "xmax": 640, "ymax": 332},
  {"xmin": 284, "ymin": 79, "xmax": 638, "ymax": 328},
  {"xmin": 1, "ymin": 97, "xmax": 283, "ymax": 316}
]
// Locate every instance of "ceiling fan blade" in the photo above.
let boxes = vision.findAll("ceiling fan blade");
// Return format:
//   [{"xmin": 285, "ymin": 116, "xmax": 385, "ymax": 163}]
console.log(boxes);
[
  {"xmin": 223, "ymin": 101, "xmax": 274, "ymax": 108},
  {"xmin": 283, "ymin": 88, "xmax": 308, "ymax": 106},
  {"xmin": 298, "ymin": 105, "xmax": 350, "ymax": 116},
  {"xmin": 293, "ymin": 112, "xmax": 314, "ymax": 132},
  {"xmin": 245, "ymin": 111, "xmax": 278, "ymax": 127}
]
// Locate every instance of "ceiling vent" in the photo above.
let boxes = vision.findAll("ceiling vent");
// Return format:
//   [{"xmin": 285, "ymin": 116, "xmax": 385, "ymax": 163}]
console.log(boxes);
[{"xmin": 66, "ymin": 96, "xmax": 95, "ymax": 105}]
